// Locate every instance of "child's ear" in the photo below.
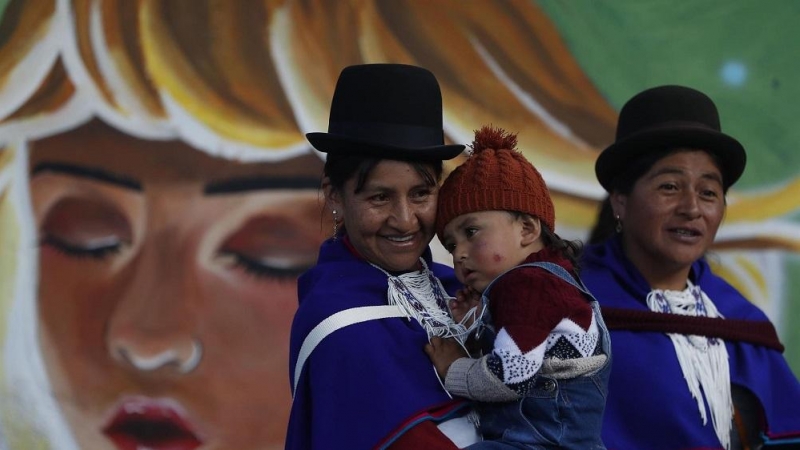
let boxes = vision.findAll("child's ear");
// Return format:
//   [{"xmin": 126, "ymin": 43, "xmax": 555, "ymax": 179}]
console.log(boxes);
[{"xmin": 519, "ymin": 215, "xmax": 542, "ymax": 246}]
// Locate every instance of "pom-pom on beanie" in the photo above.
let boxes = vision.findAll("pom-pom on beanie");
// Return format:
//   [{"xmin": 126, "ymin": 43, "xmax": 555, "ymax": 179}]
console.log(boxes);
[{"xmin": 436, "ymin": 125, "xmax": 555, "ymax": 240}]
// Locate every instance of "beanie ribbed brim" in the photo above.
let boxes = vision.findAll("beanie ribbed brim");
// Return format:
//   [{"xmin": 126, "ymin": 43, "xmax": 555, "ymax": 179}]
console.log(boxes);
[{"xmin": 436, "ymin": 188, "xmax": 554, "ymax": 238}]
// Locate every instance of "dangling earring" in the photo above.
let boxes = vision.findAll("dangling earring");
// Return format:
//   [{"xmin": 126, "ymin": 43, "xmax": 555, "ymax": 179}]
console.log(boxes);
[
  {"xmin": 614, "ymin": 214, "xmax": 623, "ymax": 233},
  {"xmin": 332, "ymin": 209, "xmax": 340, "ymax": 240}
]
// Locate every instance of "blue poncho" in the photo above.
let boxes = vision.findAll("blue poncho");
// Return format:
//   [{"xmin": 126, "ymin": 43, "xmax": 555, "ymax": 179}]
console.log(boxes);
[
  {"xmin": 581, "ymin": 235, "xmax": 800, "ymax": 449},
  {"xmin": 286, "ymin": 238, "xmax": 468, "ymax": 450}
]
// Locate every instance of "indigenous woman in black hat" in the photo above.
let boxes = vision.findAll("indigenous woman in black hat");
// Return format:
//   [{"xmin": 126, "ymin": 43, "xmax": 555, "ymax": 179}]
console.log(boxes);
[
  {"xmin": 581, "ymin": 86, "xmax": 800, "ymax": 449},
  {"xmin": 286, "ymin": 64, "xmax": 479, "ymax": 449}
]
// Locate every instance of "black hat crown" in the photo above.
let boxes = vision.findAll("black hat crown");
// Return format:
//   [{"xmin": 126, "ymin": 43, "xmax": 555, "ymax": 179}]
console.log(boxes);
[
  {"xmin": 596, "ymin": 85, "xmax": 746, "ymax": 191},
  {"xmin": 306, "ymin": 64, "xmax": 464, "ymax": 160}
]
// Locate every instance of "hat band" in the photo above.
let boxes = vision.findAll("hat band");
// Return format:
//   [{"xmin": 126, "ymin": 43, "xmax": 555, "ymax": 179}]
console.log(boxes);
[
  {"xmin": 328, "ymin": 120, "xmax": 444, "ymax": 148},
  {"xmin": 616, "ymin": 119, "xmax": 719, "ymax": 140}
]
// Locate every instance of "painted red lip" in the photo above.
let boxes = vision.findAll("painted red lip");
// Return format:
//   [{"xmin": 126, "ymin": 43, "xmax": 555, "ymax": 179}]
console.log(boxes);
[{"xmin": 103, "ymin": 397, "xmax": 203, "ymax": 450}]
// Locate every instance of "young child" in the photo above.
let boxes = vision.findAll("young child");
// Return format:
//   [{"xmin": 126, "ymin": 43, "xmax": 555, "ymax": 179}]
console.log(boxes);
[{"xmin": 425, "ymin": 126, "xmax": 611, "ymax": 449}]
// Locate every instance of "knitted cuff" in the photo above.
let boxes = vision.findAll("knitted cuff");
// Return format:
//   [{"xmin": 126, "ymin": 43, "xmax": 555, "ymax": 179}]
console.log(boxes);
[
  {"xmin": 444, "ymin": 357, "xmax": 476, "ymax": 398},
  {"xmin": 541, "ymin": 354, "xmax": 608, "ymax": 379},
  {"xmin": 446, "ymin": 357, "xmax": 519, "ymax": 402}
]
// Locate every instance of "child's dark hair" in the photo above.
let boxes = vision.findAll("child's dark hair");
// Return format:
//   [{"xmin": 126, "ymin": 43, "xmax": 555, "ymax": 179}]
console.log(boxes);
[{"xmin": 511, "ymin": 212, "xmax": 583, "ymax": 271}]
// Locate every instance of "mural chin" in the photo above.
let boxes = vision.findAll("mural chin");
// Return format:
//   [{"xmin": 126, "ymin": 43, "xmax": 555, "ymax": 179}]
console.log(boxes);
[{"xmin": 29, "ymin": 120, "xmax": 326, "ymax": 450}]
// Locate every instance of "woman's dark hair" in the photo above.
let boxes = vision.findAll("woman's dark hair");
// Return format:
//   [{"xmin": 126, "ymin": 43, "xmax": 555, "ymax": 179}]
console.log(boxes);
[
  {"xmin": 511, "ymin": 212, "xmax": 583, "ymax": 271},
  {"xmin": 324, "ymin": 153, "xmax": 443, "ymax": 193},
  {"xmin": 587, "ymin": 147, "xmax": 728, "ymax": 245},
  {"xmin": 587, "ymin": 197, "xmax": 616, "ymax": 245}
]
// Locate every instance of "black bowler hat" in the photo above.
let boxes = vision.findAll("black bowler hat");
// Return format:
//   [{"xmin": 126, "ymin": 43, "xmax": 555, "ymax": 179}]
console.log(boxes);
[
  {"xmin": 306, "ymin": 64, "xmax": 464, "ymax": 161},
  {"xmin": 595, "ymin": 85, "xmax": 746, "ymax": 191}
]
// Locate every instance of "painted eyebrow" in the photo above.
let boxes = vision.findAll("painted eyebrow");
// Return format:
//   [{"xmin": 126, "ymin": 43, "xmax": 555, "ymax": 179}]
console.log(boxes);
[
  {"xmin": 31, "ymin": 162, "xmax": 142, "ymax": 191},
  {"xmin": 204, "ymin": 176, "xmax": 321, "ymax": 195}
]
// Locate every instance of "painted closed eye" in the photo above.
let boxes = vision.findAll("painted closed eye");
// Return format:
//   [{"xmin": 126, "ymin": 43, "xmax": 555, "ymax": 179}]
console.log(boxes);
[
  {"xmin": 39, "ymin": 197, "xmax": 132, "ymax": 260},
  {"xmin": 218, "ymin": 215, "xmax": 319, "ymax": 281}
]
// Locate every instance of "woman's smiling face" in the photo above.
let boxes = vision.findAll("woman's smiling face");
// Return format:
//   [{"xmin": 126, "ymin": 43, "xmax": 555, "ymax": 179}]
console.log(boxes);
[
  {"xmin": 612, "ymin": 149, "xmax": 725, "ymax": 289},
  {"xmin": 30, "ymin": 120, "xmax": 328, "ymax": 450},
  {"xmin": 326, "ymin": 160, "xmax": 439, "ymax": 273}
]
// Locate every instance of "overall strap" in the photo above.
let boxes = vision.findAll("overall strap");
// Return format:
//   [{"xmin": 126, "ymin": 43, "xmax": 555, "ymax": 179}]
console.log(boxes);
[{"xmin": 292, "ymin": 305, "xmax": 405, "ymax": 395}]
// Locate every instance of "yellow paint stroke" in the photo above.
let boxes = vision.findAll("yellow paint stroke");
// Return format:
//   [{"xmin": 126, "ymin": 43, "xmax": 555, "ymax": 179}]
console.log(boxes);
[
  {"xmin": 708, "ymin": 255, "xmax": 769, "ymax": 311},
  {"xmin": 139, "ymin": 0, "xmax": 304, "ymax": 149},
  {"xmin": 0, "ymin": 0, "xmax": 56, "ymax": 91},
  {"xmin": 727, "ymin": 178, "xmax": 800, "ymax": 222}
]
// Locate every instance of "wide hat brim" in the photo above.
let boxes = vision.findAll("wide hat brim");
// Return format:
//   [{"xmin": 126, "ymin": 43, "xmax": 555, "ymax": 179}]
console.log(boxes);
[
  {"xmin": 595, "ymin": 123, "xmax": 746, "ymax": 192},
  {"xmin": 307, "ymin": 132, "xmax": 465, "ymax": 161},
  {"xmin": 596, "ymin": 85, "xmax": 747, "ymax": 192}
]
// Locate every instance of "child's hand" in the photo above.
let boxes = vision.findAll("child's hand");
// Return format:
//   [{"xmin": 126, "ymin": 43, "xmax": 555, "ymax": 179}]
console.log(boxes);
[
  {"xmin": 424, "ymin": 337, "xmax": 467, "ymax": 379},
  {"xmin": 449, "ymin": 287, "xmax": 482, "ymax": 325}
]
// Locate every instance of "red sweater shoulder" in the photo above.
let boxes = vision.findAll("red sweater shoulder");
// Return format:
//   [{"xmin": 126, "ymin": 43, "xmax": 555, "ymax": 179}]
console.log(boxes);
[{"xmin": 489, "ymin": 248, "xmax": 593, "ymax": 351}]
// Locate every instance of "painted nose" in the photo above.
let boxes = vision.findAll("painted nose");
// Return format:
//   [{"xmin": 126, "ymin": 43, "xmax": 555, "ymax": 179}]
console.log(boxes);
[
  {"xmin": 106, "ymin": 240, "xmax": 202, "ymax": 375},
  {"xmin": 111, "ymin": 339, "xmax": 203, "ymax": 374}
]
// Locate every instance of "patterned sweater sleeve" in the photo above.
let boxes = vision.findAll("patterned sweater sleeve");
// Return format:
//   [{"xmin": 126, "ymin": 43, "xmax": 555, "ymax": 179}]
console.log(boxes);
[{"xmin": 444, "ymin": 265, "xmax": 593, "ymax": 401}]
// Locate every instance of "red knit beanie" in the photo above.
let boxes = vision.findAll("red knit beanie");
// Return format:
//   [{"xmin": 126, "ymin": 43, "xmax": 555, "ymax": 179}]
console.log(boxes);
[{"xmin": 436, "ymin": 126, "xmax": 555, "ymax": 239}]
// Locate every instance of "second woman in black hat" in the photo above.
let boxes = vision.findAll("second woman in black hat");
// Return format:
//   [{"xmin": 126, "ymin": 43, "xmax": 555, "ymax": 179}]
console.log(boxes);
[
  {"xmin": 581, "ymin": 85, "xmax": 800, "ymax": 450},
  {"xmin": 286, "ymin": 64, "xmax": 480, "ymax": 449}
]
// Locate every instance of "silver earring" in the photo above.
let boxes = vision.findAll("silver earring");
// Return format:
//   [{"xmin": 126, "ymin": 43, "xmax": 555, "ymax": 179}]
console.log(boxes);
[
  {"xmin": 614, "ymin": 214, "xmax": 622, "ymax": 233},
  {"xmin": 332, "ymin": 209, "xmax": 339, "ymax": 240}
]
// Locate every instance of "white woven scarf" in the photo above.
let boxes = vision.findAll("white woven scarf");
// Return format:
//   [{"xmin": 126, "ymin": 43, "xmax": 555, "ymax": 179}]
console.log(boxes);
[
  {"xmin": 646, "ymin": 282, "xmax": 732, "ymax": 449},
  {"xmin": 371, "ymin": 258, "xmax": 471, "ymax": 345}
]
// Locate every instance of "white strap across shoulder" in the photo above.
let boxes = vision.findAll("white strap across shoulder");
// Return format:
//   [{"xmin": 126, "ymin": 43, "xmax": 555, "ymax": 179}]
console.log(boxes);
[{"xmin": 293, "ymin": 305, "xmax": 406, "ymax": 395}]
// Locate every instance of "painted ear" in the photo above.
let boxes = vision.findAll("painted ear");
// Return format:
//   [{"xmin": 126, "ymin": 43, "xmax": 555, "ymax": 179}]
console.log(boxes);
[{"xmin": 520, "ymin": 215, "xmax": 542, "ymax": 246}]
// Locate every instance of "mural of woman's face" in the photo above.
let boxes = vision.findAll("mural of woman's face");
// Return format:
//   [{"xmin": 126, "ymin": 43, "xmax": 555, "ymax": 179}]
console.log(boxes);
[{"xmin": 28, "ymin": 120, "xmax": 327, "ymax": 450}]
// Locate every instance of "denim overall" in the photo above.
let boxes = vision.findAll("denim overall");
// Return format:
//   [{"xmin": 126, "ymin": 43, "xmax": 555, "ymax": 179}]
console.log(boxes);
[{"xmin": 469, "ymin": 262, "xmax": 612, "ymax": 450}]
